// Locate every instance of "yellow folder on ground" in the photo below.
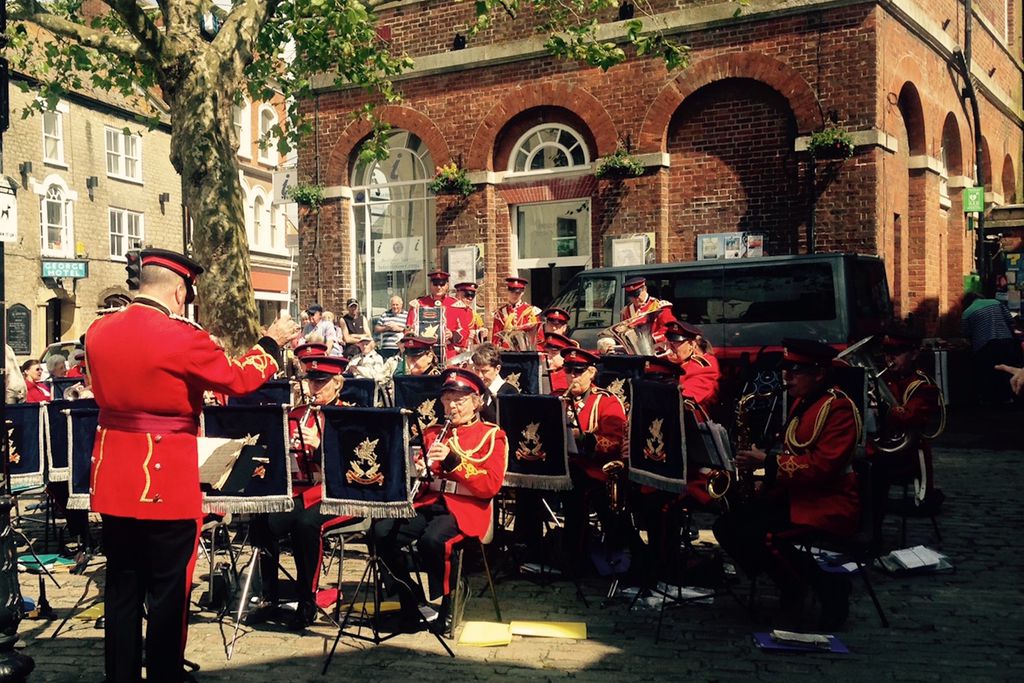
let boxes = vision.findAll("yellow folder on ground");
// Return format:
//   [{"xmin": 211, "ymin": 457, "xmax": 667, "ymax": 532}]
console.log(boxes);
[
  {"xmin": 351, "ymin": 600, "xmax": 401, "ymax": 615},
  {"xmin": 510, "ymin": 620, "xmax": 587, "ymax": 639},
  {"xmin": 457, "ymin": 621, "xmax": 513, "ymax": 647},
  {"xmin": 75, "ymin": 603, "xmax": 104, "ymax": 619}
]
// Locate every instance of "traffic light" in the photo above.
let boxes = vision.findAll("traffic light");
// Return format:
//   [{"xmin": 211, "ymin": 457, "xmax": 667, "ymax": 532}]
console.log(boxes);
[{"xmin": 125, "ymin": 250, "xmax": 141, "ymax": 290}]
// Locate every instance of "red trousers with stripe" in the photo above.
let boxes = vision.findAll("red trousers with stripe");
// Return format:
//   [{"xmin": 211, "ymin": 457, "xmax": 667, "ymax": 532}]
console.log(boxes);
[{"xmin": 101, "ymin": 515, "xmax": 200, "ymax": 683}]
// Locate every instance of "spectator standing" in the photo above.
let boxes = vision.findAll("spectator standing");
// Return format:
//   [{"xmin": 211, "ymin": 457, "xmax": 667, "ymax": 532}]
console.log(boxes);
[
  {"xmin": 374, "ymin": 295, "xmax": 406, "ymax": 359},
  {"xmin": 341, "ymin": 298, "xmax": 371, "ymax": 357},
  {"xmin": 960, "ymin": 292, "xmax": 1022, "ymax": 404}
]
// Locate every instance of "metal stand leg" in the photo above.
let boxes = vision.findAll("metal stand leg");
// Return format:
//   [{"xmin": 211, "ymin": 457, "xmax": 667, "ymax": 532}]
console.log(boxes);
[{"xmin": 226, "ymin": 548, "xmax": 261, "ymax": 660}]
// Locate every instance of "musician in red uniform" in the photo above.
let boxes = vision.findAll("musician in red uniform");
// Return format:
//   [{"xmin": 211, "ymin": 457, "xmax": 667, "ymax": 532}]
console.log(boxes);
[
  {"xmin": 869, "ymin": 331, "xmax": 944, "ymax": 541},
  {"xmin": 251, "ymin": 354, "xmax": 354, "ymax": 630},
  {"xmin": 406, "ymin": 270, "xmax": 470, "ymax": 359},
  {"xmin": 665, "ymin": 320, "xmax": 720, "ymax": 410},
  {"xmin": 371, "ymin": 368, "xmax": 508, "ymax": 631},
  {"xmin": 492, "ymin": 277, "xmax": 540, "ymax": 349},
  {"xmin": 713, "ymin": 339, "xmax": 861, "ymax": 629},
  {"xmin": 86, "ymin": 248, "xmax": 297, "ymax": 683},
  {"xmin": 540, "ymin": 332, "xmax": 577, "ymax": 393},
  {"xmin": 620, "ymin": 276, "xmax": 674, "ymax": 344},
  {"xmin": 454, "ymin": 281, "xmax": 487, "ymax": 347},
  {"xmin": 537, "ymin": 306, "xmax": 570, "ymax": 347},
  {"xmin": 559, "ymin": 348, "xmax": 630, "ymax": 572}
]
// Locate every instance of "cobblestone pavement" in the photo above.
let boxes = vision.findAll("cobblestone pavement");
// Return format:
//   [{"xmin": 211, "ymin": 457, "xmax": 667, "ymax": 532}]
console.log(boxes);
[{"xmin": 12, "ymin": 408, "xmax": 1024, "ymax": 682}]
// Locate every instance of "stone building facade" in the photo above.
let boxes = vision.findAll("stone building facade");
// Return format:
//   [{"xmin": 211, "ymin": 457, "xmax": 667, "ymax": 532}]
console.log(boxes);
[
  {"xmin": 300, "ymin": 0, "xmax": 1023, "ymax": 334},
  {"xmin": 1, "ymin": 79, "xmax": 183, "ymax": 359}
]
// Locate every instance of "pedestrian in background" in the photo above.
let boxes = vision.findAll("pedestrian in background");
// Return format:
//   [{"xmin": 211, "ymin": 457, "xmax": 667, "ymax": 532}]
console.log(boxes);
[
  {"xmin": 374, "ymin": 295, "xmax": 406, "ymax": 359},
  {"xmin": 341, "ymin": 298, "xmax": 370, "ymax": 357},
  {"xmin": 960, "ymin": 292, "xmax": 1022, "ymax": 404}
]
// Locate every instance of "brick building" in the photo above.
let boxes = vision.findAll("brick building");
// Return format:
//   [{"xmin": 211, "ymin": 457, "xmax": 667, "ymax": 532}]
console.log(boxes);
[{"xmin": 301, "ymin": 0, "xmax": 1023, "ymax": 334}]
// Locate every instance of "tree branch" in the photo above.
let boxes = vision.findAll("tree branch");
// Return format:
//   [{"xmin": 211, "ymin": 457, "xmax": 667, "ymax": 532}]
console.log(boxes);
[
  {"xmin": 211, "ymin": 0, "xmax": 281, "ymax": 69},
  {"xmin": 101, "ymin": 0, "xmax": 164, "ymax": 58},
  {"xmin": 15, "ymin": 8, "xmax": 154, "ymax": 64}
]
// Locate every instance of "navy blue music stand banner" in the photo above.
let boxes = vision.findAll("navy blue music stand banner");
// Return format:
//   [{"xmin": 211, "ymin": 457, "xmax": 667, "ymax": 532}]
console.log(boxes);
[
  {"xmin": 392, "ymin": 374, "xmax": 444, "ymax": 433},
  {"xmin": 201, "ymin": 405, "xmax": 293, "ymax": 513},
  {"xmin": 319, "ymin": 407, "xmax": 413, "ymax": 519},
  {"xmin": 497, "ymin": 394, "xmax": 570, "ymax": 490},
  {"xmin": 6, "ymin": 403, "xmax": 46, "ymax": 489},
  {"xmin": 340, "ymin": 377, "xmax": 378, "ymax": 407},
  {"xmin": 627, "ymin": 379, "xmax": 687, "ymax": 493},
  {"xmin": 66, "ymin": 407, "xmax": 100, "ymax": 510},
  {"xmin": 227, "ymin": 379, "xmax": 293, "ymax": 407},
  {"xmin": 50, "ymin": 377, "xmax": 82, "ymax": 402},
  {"xmin": 46, "ymin": 398, "xmax": 97, "ymax": 482},
  {"xmin": 499, "ymin": 352, "xmax": 543, "ymax": 395}
]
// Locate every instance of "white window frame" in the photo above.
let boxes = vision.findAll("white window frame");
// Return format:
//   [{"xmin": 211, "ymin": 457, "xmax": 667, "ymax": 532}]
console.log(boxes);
[
  {"xmin": 506, "ymin": 123, "xmax": 591, "ymax": 177},
  {"xmin": 32, "ymin": 174, "xmax": 77, "ymax": 258},
  {"xmin": 252, "ymin": 190, "xmax": 269, "ymax": 249},
  {"xmin": 108, "ymin": 207, "xmax": 145, "ymax": 260},
  {"xmin": 105, "ymin": 126, "xmax": 143, "ymax": 182},
  {"xmin": 257, "ymin": 104, "xmax": 279, "ymax": 166},
  {"xmin": 234, "ymin": 98, "xmax": 252, "ymax": 159},
  {"xmin": 42, "ymin": 101, "xmax": 69, "ymax": 167}
]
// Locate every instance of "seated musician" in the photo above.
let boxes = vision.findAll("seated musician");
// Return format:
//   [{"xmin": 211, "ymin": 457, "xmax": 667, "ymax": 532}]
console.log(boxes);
[
  {"xmin": 251, "ymin": 354, "xmax": 354, "ymax": 630},
  {"xmin": 665, "ymin": 320, "xmax": 720, "ymax": 410},
  {"xmin": 559, "ymin": 348, "xmax": 630, "ymax": 573},
  {"xmin": 713, "ymin": 338, "xmax": 861, "ymax": 629},
  {"xmin": 371, "ymin": 368, "xmax": 508, "ymax": 632},
  {"xmin": 539, "ymin": 332, "xmax": 577, "ymax": 393},
  {"xmin": 870, "ymin": 329, "xmax": 944, "ymax": 541},
  {"xmin": 620, "ymin": 276, "xmax": 674, "ymax": 343},
  {"xmin": 472, "ymin": 343, "xmax": 519, "ymax": 423},
  {"xmin": 387, "ymin": 335, "xmax": 441, "ymax": 378}
]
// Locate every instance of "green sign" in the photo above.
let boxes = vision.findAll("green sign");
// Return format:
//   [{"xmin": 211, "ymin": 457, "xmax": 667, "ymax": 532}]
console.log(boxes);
[
  {"xmin": 41, "ymin": 259, "xmax": 89, "ymax": 279},
  {"xmin": 963, "ymin": 187, "xmax": 985, "ymax": 213}
]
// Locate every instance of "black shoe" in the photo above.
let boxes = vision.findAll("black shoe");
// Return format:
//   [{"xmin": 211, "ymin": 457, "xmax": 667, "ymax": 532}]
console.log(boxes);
[
  {"xmin": 287, "ymin": 601, "xmax": 317, "ymax": 631},
  {"xmin": 817, "ymin": 575, "xmax": 851, "ymax": 631}
]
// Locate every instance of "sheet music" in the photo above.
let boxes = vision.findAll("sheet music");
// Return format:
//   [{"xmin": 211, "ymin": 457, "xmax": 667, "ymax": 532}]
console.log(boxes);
[
  {"xmin": 889, "ymin": 545, "xmax": 944, "ymax": 570},
  {"xmin": 197, "ymin": 435, "xmax": 258, "ymax": 490}
]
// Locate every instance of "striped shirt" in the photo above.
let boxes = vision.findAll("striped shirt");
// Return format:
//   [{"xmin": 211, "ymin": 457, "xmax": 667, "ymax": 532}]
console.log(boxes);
[
  {"xmin": 375, "ymin": 310, "xmax": 407, "ymax": 350},
  {"xmin": 961, "ymin": 298, "xmax": 1015, "ymax": 351}
]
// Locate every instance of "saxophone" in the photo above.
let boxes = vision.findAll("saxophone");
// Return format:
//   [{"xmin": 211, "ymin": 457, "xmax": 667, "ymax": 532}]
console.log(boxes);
[{"xmin": 732, "ymin": 389, "xmax": 780, "ymax": 500}]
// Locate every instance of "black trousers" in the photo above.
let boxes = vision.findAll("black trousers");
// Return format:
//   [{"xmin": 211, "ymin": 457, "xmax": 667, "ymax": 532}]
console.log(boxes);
[
  {"xmin": 712, "ymin": 496, "xmax": 819, "ymax": 595},
  {"xmin": 371, "ymin": 501, "xmax": 462, "ymax": 607},
  {"xmin": 562, "ymin": 466, "xmax": 639, "ymax": 574},
  {"xmin": 250, "ymin": 502, "xmax": 347, "ymax": 606},
  {"xmin": 101, "ymin": 514, "xmax": 200, "ymax": 683}
]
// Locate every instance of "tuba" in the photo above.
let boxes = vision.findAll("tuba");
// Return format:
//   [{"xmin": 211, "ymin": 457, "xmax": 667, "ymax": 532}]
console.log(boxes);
[
  {"xmin": 605, "ymin": 308, "xmax": 663, "ymax": 356},
  {"xmin": 837, "ymin": 336, "xmax": 913, "ymax": 454}
]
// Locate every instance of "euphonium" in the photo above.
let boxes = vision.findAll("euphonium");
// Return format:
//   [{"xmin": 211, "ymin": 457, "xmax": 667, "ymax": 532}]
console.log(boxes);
[{"xmin": 837, "ymin": 336, "xmax": 913, "ymax": 454}]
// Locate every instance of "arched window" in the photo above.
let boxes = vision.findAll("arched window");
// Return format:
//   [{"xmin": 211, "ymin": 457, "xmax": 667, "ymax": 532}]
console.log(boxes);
[
  {"xmin": 351, "ymin": 130, "xmax": 435, "ymax": 315},
  {"xmin": 253, "ymin": 194, "xmax": 267, "ymax": 247},
  {"xmin": 508, "ymin": 124, "xmax": 590, "ymax": 174},
  {"xmin": 35, "ymin": 175, "xmax": 76, "ymax": 257},
  {"xmin": 258, "ymin": 105, "xmax": 279, "ymax": 165},
  {"xmin": 234, "ymin": 98, "xmax": 252, "ymax": 159}
]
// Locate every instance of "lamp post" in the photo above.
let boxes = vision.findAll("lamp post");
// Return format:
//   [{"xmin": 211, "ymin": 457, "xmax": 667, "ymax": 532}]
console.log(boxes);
[{"xmin": 0, "ymin": 0, "xmax": 38, "ymax": 678}]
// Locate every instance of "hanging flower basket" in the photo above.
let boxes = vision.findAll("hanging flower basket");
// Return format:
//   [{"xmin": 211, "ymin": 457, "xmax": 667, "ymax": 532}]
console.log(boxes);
[
  {"xmin": 429, "ymin": 163, "xmax": 473, "ymax": 197},
  {"xmin": 808, "ymin": 126, "xmax": 855, "ymax": 160},
  {"xmin": 287, "ymin": 183, "xmax": 325, "ymax": 211},
  {"xmin": 595, "ymin": 146, "xmax": 645, "ymax": 179}
]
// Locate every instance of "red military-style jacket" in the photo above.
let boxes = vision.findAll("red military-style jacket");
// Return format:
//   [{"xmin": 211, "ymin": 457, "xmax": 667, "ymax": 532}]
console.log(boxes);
[
  {"xmin": 418, "ymin": 419, "xmax": 508, "ymax": 539},
  {"xmin": 679, "ymin": 353, "xmax": 721, "ymax": 409},
  {"xmin": 620, "ymin": 296, "xmax": 674, "ymax": 344},
  {"xmin": 87, "ymin": 297, "xmax": 279, "ymax": 520},
  {"xmin": 568, "ymin": 386, "xmax": 627, "ymax": 481},
  {"xmin": 871, "ymin": 370, "xmax": 942, "ymax": 486},
  {"xmin": 492, "ymin": 302, "xmax": 540, "ymax": 349},
  {"xmin": 768, "ymin": 387, "xmax": 861, "ymax": 536},
  {"xmin": 24, "ymin": 381, "xmax": 52, "ymax": 403},
  {"xmin": 407, "ymin": 295, "xmax": 470, "ymax": 358}
]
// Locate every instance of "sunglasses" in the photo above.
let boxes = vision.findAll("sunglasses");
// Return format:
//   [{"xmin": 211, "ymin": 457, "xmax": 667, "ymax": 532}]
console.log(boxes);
[
  {"xmin": 431, "ymin": 279, "xmax": 448, "ymax": 286},
  {"xmin": 624, "ymin": 290, "xmax": 639, "ymax": 298},
  {"xmin": 564, "ymin": 365, "xmax": 589, "ymax": 375},
  {"xmin": 462, "ymin": 291, "xmax": 477, "ymax": 298}
]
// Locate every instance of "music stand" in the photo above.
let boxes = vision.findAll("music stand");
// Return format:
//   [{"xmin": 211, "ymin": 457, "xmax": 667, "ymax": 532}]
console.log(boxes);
[{"xmin": 318, "ymin": 406, "xmax": 454, "ymax": 674}]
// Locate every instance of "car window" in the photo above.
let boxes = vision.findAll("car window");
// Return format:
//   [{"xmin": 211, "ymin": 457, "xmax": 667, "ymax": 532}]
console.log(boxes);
[
  {"xmin": 850, "ymin": 259, "xmax": 892, "ymax": 338},
  {"xmin": 721, "ymin": 263, "xmax": 836, "ymax": 323},
  {"xmin": 576, "ymin": 276, "xmax": 618, "ymax": 329}
]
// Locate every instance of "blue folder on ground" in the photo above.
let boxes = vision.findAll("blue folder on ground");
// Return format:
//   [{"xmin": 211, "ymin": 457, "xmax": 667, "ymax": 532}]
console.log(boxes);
[{"xmin": 753, "ymin": 631, "xmax": 849, "ymax": 654}]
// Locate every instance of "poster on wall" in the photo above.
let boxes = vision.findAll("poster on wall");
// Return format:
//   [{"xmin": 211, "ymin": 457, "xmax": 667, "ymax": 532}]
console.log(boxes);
[
  {"xmin": 696, "ymin": 232, "xmax": 766, "ymax": 261},
  {"xmin": 447, "ymin": 246, "xmax": 478, "ymax": 284}
]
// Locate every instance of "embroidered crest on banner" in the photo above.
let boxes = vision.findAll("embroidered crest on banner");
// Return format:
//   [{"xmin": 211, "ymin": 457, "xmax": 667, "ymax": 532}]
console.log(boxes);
[
  {"xmin": 643, "ymin": 418, "xmax": 666, "ymax": 462},
  {"xmin": 418, "ymin": 398, "xmax": 439, "ymax": 428},
  {"xmin": 421, "ymin": 324, "xmax": 439, "ymax": 339},
  {"xmin": 346, "ymin": 438, "xmax": 385, "ymax": 486},
  {"xmin": 6, "ymin": 424, "xmax": 19, "ymax": 464},
  {"xmin": 504, "ymin": 372, "xmax": 522, "ymax": 391},
  {"xmin": 606, "ymin": 377, "xmax": 629, "ymax": 412},
  {"xmin": 515, "ymin": 422, "xmax": 546, "ymax": 462}
]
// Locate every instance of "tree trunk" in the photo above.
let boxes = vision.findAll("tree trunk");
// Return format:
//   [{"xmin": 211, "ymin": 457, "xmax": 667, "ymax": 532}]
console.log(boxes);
[{"xmin": 167, "ymin": 66, "xmax": 261, "ymax": 354}]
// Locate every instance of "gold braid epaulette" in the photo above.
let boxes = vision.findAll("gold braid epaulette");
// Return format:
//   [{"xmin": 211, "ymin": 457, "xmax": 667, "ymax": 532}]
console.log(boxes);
[
  {"xmin": 448, "ymin": 425, "xmax": 499, "ymax": 464},
  {"xmin": 170, "ymin": 313, "xmax": 204, "ymax": 330},
  {"xmin": 784, "ymin": 388, "xmax": 861, "ymax": 450}
]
